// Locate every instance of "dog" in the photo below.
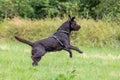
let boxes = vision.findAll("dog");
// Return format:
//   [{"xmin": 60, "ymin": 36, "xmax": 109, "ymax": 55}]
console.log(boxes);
[{"xmin": 15, "ymin": 15, "xmax": 83, "ymax": 66}]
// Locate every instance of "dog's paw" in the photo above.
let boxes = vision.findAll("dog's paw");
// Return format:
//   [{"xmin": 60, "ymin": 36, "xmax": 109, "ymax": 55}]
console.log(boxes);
[
  {"xmin": 69, "ymin": 54, "xmax": 72, "ymax": 58},
  {"xmin": 79, "ymin": 51, "xmax": 83, "ymax": 54},
  {"xmin": 32, "ymin": 62, "xmax": 38, "ymax": 66}
]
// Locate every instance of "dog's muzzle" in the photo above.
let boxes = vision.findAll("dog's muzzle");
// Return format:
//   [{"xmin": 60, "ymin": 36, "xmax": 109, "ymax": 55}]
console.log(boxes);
[{"xmin": 74, "ymin": 25, "xmax": 81, "ymax": 31}]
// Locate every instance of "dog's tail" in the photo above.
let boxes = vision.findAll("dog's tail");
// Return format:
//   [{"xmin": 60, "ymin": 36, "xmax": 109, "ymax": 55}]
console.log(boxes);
[{"xmin": 15, "ymin": 36, "xmax": 33, "ymax": 47}]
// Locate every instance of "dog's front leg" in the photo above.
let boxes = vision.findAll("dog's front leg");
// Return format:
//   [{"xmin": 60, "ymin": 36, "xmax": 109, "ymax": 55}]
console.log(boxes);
[
  {"xmin": 69, "ymin": 45, "xmax": 83, "ymax": 53},
  {"xmin": 64, "ymin": 48, "xmax": 73, "ymax": 58},
  {"xmin": 63, "ymin": 41, "xmax": 74, "ymax": 58}
]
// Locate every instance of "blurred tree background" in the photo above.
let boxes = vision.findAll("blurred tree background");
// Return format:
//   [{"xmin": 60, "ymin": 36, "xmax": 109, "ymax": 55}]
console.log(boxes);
[{"xmin": 0, "ymin": 0, "xmax": 120, "ymax": 20}]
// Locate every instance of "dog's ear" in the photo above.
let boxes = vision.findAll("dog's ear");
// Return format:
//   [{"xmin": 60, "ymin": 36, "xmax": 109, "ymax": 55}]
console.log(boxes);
[
  {"xmin": 68, "ymin": 15, "xmax": 71, "ymax": 18},
  {"xmin": 68, "ymin": 15, "xmax": 71, "ymax": 22},
  {"xmin": 71, "ymin": 17, "xmax": 75, "ymax": 21}
]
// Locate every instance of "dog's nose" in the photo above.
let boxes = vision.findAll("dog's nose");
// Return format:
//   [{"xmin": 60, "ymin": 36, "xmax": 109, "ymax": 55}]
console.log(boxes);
[
  {"xmin": 75, "ymin": 25, "xmax": 80, "ymax": 31},
  {"xmin": 78, "ymin": 25, "xmax": 81, "ymax": 28},
  {"xmin": 77, "ymin": 25, "xmax": 81, "ymax": 29}
]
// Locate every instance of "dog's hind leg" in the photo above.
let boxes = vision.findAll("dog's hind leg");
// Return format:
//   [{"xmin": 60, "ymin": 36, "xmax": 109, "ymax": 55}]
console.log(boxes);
[
  {"xmin": 31, "ymin": 47, "xmax": 46, "ymax": 66},
  {"xmin": 32, "ymin": 56, "xmax": 41, "ymax": 66}
]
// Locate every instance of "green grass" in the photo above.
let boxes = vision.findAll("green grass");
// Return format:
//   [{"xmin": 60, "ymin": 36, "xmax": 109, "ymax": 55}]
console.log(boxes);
[{"xmin": 0, "ymin": 41, "xmax": 120, "ymax": 80}]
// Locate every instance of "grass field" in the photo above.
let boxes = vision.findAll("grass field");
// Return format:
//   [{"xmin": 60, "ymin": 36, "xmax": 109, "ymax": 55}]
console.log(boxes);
[{"xmin": 0, "ymin": 41, "xmax": 120, "ymax": 80}]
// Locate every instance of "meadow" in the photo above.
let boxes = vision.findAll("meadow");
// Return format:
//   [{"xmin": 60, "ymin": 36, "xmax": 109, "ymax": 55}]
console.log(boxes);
[
  {"xmin": 0, "ymin": 41, "xmax": 120, "ymax": 80},
  {"xmin": 0, "ymin": 17, "xmax": 120, "ymax": 80}
]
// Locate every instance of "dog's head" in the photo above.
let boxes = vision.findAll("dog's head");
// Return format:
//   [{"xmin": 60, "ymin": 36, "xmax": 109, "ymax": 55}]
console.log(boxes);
[{"xmin": 68, "ymin": 15, "xmax": 81, "ymax": 31}]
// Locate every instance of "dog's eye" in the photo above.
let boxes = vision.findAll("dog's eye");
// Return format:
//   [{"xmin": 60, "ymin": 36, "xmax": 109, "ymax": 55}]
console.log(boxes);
[{"xmin": 71, "ymin": 22, "xmax": 76, "ymax": 28}]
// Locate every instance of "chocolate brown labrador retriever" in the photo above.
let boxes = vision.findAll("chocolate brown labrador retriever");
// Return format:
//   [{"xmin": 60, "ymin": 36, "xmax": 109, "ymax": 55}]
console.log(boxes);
[{"xmin": 15, "ymin": 16, "xmax": 83, "ymax": 66}]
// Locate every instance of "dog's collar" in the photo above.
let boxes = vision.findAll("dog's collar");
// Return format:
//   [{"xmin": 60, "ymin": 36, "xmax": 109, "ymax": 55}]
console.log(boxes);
[
  {"xmin": 58, "ymin": 30, "xmax": 69, "ymax": 34},
  {"xmin": 52, "ymin": 35, "xmax": 65, "ymax": 47}
]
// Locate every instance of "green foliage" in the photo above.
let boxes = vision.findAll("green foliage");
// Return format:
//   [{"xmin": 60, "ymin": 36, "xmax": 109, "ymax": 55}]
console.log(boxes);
[
  {"xmin": 0, "ymin": 0, "xmax": 34, "ymax": 18},
  {"xmin": 55, "ymin": 70, "xmax": 76, "ymax": 80},
  {"xmin": 95, "ymin": 0, "xmax": 120, "ymax": 21},
  {"xmin": 0, "ymin": 0, "xmax": 120, "ymax": 20},
  {"xmin": 30, "ymin": 0, "xmax": 60, "ymax": 18},
  {"xmin": 78, "ymin": 0, "xmax": 100, "ymax": 19}
]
